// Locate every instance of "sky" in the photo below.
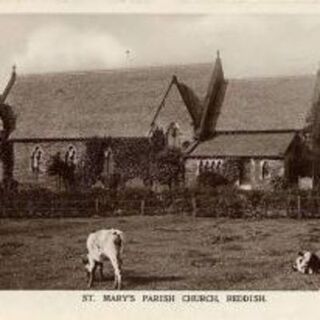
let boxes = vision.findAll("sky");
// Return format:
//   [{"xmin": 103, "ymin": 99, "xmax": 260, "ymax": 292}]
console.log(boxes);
[{"xmin": 1, "ymin": 14, "xmax": 320, "ymax": 86}]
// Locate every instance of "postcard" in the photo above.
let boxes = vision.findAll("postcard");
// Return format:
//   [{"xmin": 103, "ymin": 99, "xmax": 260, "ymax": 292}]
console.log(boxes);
[{"xmin": 1, "ymin": 1, "xmax": 320, "ymax": 319}]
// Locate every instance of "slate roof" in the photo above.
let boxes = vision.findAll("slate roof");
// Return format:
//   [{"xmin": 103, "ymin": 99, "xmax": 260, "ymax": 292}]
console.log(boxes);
[
  {"xmin": 215, "ymin": 76, "xmax": 315, "ymax": 132},
  {"xmin": 189, "ymin": 132, "xmax": 296, "ymax": 158},
  {"xmin": 7, "ymin": 64, "xmax": 211, "ymax": 140},
  {"xmin": 5, "ymin": 62, "xmax": 316, "ymax": 141}
]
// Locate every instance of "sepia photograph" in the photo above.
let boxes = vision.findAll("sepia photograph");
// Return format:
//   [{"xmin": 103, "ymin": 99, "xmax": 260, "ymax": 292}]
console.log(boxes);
[{"xmin": 1, "ymin": 11, "xmax": 320, "ymax": 294}]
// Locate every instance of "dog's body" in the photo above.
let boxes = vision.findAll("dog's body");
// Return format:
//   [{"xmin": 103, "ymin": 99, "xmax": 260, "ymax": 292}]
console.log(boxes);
[
  {"xmin": 293, "ymin": 251, "xmax": 320, "ymax": 274},
  {"xmin": 82, "ymin": 229, "xmax": 124, "ymax": 289}
]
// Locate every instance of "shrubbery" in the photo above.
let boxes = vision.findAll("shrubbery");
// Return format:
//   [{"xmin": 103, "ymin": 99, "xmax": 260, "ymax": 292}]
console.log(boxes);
[
  {"xmin": 1, "ymin": 184, "xmax": 320, "ymax": 219},
  {"xmin": 153, "ymin": 147, "xmax": 184, "ymax": 190},
  {"xmin": 196, "ymin": 171, "xmax": 229, "ymax": 188}
]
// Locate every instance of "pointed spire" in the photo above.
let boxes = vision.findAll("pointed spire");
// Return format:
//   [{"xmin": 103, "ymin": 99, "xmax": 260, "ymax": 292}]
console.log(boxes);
[
  {"xmin": 315, "ymin": 63, "xmax": 320, "ymax": 83},
  {"xmin": 312, "ymin": 62, "xmax": 320, "ymax": 105},
  {"xmin": 0, "ymin": 65, "xmax": 17, "ymax": 104},
  {"xmin": 205, "ymin": 50, "xmax": 224, "ymax": 98},
  {"xmin": 213, "ymin": 49, "xmax": 224, "ymax": 80},
  {"xmin": 174, "ymin": 77, "xmax": 202, "ymax": 130},
  {"xmin": 197, "ymin": 50, "xmax": 226, "ymax": 140}
]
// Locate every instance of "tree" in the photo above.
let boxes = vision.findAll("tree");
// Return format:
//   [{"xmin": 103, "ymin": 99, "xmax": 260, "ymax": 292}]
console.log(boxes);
[
  {"xmin": 47, "ymin": 152, "xmax": 76, "ymax": 190},
  {"xmin": 84, "ymin": 137, "xmax": 110, "ymax": 184},
  {"xmin": 153, "ymin": 147, "xmax": 184, "ymax": 191},
  {"xmin": 197, "ymin": 171, "xmax": 229, "ymax": 187},
  {"xmin": 82, "ymin": 137, "xmax": 124, "ymax": 192},
  {"xmin": 304, "ymin": 93, "xmax": 320, "ymax": 187},
  {"xmin": 150, "ymin": 126, "xmax": 166, "ymax": 153}
]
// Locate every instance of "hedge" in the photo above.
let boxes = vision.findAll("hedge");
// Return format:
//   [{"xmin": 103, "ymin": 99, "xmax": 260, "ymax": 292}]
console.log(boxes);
[{"xmin": 0, "ymin": 186, "xmax": 319, "ymax": 218}]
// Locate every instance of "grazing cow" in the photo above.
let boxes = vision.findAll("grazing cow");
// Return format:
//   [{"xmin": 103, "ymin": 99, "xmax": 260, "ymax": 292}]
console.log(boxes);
[
  {"xmin": 293, "ymin": 251, "xmax": 320, "ymax": 274},
  {"xmin": 82, "ymin": 229, "xmax": 124, "ymax": 289}
]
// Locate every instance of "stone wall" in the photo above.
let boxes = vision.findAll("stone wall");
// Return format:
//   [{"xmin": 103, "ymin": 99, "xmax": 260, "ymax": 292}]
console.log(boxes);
[
  {"xmin": 185, "ymin": 157, "xmax": 285, "ymax": 190},
  {"xmin": 12, "ymin": 137, "xmax": 152, "ymax": 190},
  {"xmin": 13, "ymin": 140, "xmax": 87, "ymax": 189},
  {"xmin": 248, "ymin": 159, "xmax": 284, "ymax": 190},
  {"xmin": 185, "ymin": 157, "xmax": 226, "ymax": 187}
]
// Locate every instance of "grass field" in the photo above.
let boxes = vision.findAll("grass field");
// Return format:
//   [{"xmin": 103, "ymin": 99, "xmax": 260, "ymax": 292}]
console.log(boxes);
[{"xmin": 1, "ymin": 215, "xmax": 320, "ymax": 290}]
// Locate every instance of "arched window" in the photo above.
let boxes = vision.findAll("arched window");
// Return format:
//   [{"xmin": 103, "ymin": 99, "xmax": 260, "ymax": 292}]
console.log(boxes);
[
  {"xmin": 0, "ymin": 118, "xmax": 5, "ymax": 140},
  {"xmin": 103, "ymin": 146, "xmax": 114, "ymax": 176},
  {"xmin": 65, "ymin": 145, "xmax": 77, "ymax": 166},
  {"xmin": 239, "ymin": 159, "xmax": 251, "ymax": 186},
  {"xmin": 261, "ymin": 161, "xmax": 270, "ymax": 180},
  {"xmin": 150, "ymin": 125, "xmax": 166, "ymax": 151},
  {"xmin": 166, "ymin": 121, "xmax": 181, "ymax": 148},
  {"xmin": 198, "ymin": 160, "xmax": 204, "ymax": 175},
  {"xmin": 31, "ymin": 146, "xmax": 44, "ymax": 173},
  {"xmin": 216, "ymin": 160, "xmax": 223, "ymax": 172},
  {"xmin": 204, "ymin": 160, "xmax": 210, "ymax": 172}
]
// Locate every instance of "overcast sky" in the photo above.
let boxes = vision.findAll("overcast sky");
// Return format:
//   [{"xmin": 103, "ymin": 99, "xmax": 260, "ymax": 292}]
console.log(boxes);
[{"xmin": 0, "ymin": 14, "xmax": 320, "ymax": 85}]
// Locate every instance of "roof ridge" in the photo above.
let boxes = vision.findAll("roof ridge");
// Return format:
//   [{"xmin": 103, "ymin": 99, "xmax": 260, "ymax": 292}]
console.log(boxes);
[
  {"xmin": 15, "ymin": 62, "xmax": 213, "ymax": 78},
  {"xmin": 228, "ymin": 74, "xmax": 315, "ymax": 82},
  {"xmin": 215, "ymin": 130, "xmax": 299, "ymax": 134}
]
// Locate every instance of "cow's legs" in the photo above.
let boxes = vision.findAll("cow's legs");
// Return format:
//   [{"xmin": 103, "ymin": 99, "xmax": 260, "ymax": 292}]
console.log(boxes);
[
  {"xmin": 109, "ymin": 255, "xmax": 122, "ymax": 290},
  {"xmin": 87, "ymin": 260, "xmax": 97, "ymax": 288},
  {"xmin": 97, "ymin": 262, "xmax": 104, "ymax": 280}
]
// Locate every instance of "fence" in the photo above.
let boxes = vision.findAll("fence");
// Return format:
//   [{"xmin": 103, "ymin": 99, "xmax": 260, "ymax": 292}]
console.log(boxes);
[
  {"xmin": 193, "ymin": 194, "xmax": 320, "ymax": 219},
  {"xmin": 0, "ymin": 194, "xmax": 192, "ymax": 218},
  {"xmin": 1, "ymin": 191, "xmax": 320, "ymax": 219}
]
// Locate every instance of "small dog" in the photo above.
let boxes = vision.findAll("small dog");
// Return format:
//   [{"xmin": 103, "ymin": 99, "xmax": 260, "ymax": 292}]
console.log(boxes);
[{"xmin": 292, "ymin": 251, "xmax": 320, "ymax": 274}]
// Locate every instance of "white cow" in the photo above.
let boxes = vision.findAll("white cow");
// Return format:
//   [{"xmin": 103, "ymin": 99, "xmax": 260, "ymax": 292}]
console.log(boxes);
[{"xmin": 82, "ymin": 229, "xmax": 124, "ymax": 289}]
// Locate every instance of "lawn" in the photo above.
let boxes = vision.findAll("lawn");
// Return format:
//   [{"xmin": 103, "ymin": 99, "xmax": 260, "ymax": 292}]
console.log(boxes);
[{"xmin": 0, "ymin": 215, "xmax": 320, "ymax": 290}]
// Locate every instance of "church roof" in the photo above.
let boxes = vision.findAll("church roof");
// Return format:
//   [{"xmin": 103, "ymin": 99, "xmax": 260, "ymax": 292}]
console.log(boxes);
[
  {"xmin": 215, "ymin": 75, "xmax": 315, "ymax": 132},
  {"xmin": 7, "ymin": 64, "xmax": 210, "ymax": 140},
  {"xmin": 189, "ymin": 132, "xmax": 296, "ymax": 158},
  {"xmin": 5, "ymin": 62, "xmax": 316, "ymax": 141}
]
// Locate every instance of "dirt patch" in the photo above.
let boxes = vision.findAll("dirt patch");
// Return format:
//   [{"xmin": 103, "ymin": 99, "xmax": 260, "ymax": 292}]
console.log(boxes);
[
  {"xmin": 267, "ymin": 248, "xmax": 292, "ymax": 257},
  {"xmin": 299, "ymin": 234, "xmax": 320, "ymax": 244},
  {"xmin": 37, "ymin": 234, "xmax": 53, "ymax": 239},
  {"xmin": 153, "ymin": 227, "xmax": 192, "ymax": 233},
  {"xmin": 222, "ymin": 243, "xmax": 244, "ymax": 251},
  {"xmin": 0, "ymin": 241, "xmax": 24, "ymax": 257},
  {"xmin": 187, "ymin": 249, "xmax": 209, "ymax": 258},
  {"xmin": 209, "ymin": 234, "xmax": 243, "ymax": 245},
  {"xmin": 191, "ymin": 257, "xmax": 217, "ymax": 268},
  {"xmin": 309, "ymin": 226, "xmax": 320, "ymax": 233}
]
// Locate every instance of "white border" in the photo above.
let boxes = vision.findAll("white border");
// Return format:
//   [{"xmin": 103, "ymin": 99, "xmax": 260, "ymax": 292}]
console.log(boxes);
[
  {"xmin": 2, "ymin": 2, "xmax": 320, "ymax": 319},
  {"xmin": 2, "ymin": 0, "xmax": 320, "ymax": 14},
  {"xmin": 1, "ymin": 291, "xmax": 320, "ymax": 320}
]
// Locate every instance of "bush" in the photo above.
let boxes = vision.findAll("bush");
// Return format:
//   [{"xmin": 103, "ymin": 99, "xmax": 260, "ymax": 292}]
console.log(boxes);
[
  {"xmin": 153, "ymin": 147, "xmax": 184, "ymax": 190},
  {"xmin": 191, "ymin": 186, "xmax": 313, "ymax": 219},
  {"xmin": 47, "ymin": 152, "xmax": 76, "ymax": 190},
  {"xmin": 2, "ymin": 184, "xmax": 320, "ymax": 219},
  {"xmin": 197, "ymin": 171, "xmax": 229, "ymax": 188}
]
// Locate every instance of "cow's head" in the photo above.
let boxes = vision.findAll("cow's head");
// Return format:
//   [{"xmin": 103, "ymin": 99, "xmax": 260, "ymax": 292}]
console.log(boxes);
[
  {"xmin": 293, "ymin": 251, "xmax": 316, "ymax": 274},
  {"xmin": 81, "ymin": 254, "xmax": 91, "ymax": 273}
]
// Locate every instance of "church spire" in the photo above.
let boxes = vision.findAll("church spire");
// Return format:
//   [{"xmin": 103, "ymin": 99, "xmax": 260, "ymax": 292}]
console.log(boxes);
[
  {"xmin": 1, "ymin": 65, "xmax": 17, "ymax": 104},
  {"xmin": 197, "ymin": 50, "xmax": 226, "ymax": 140}
]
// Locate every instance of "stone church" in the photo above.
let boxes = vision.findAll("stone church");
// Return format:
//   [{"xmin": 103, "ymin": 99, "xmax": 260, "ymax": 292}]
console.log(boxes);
[
  {"xmin": 0, "ymin": 53, "xmax": 318, "ymax": 190},
  {"xmin": 1, "ymin": 63, "xmax": 204, "ymax": 190}
]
